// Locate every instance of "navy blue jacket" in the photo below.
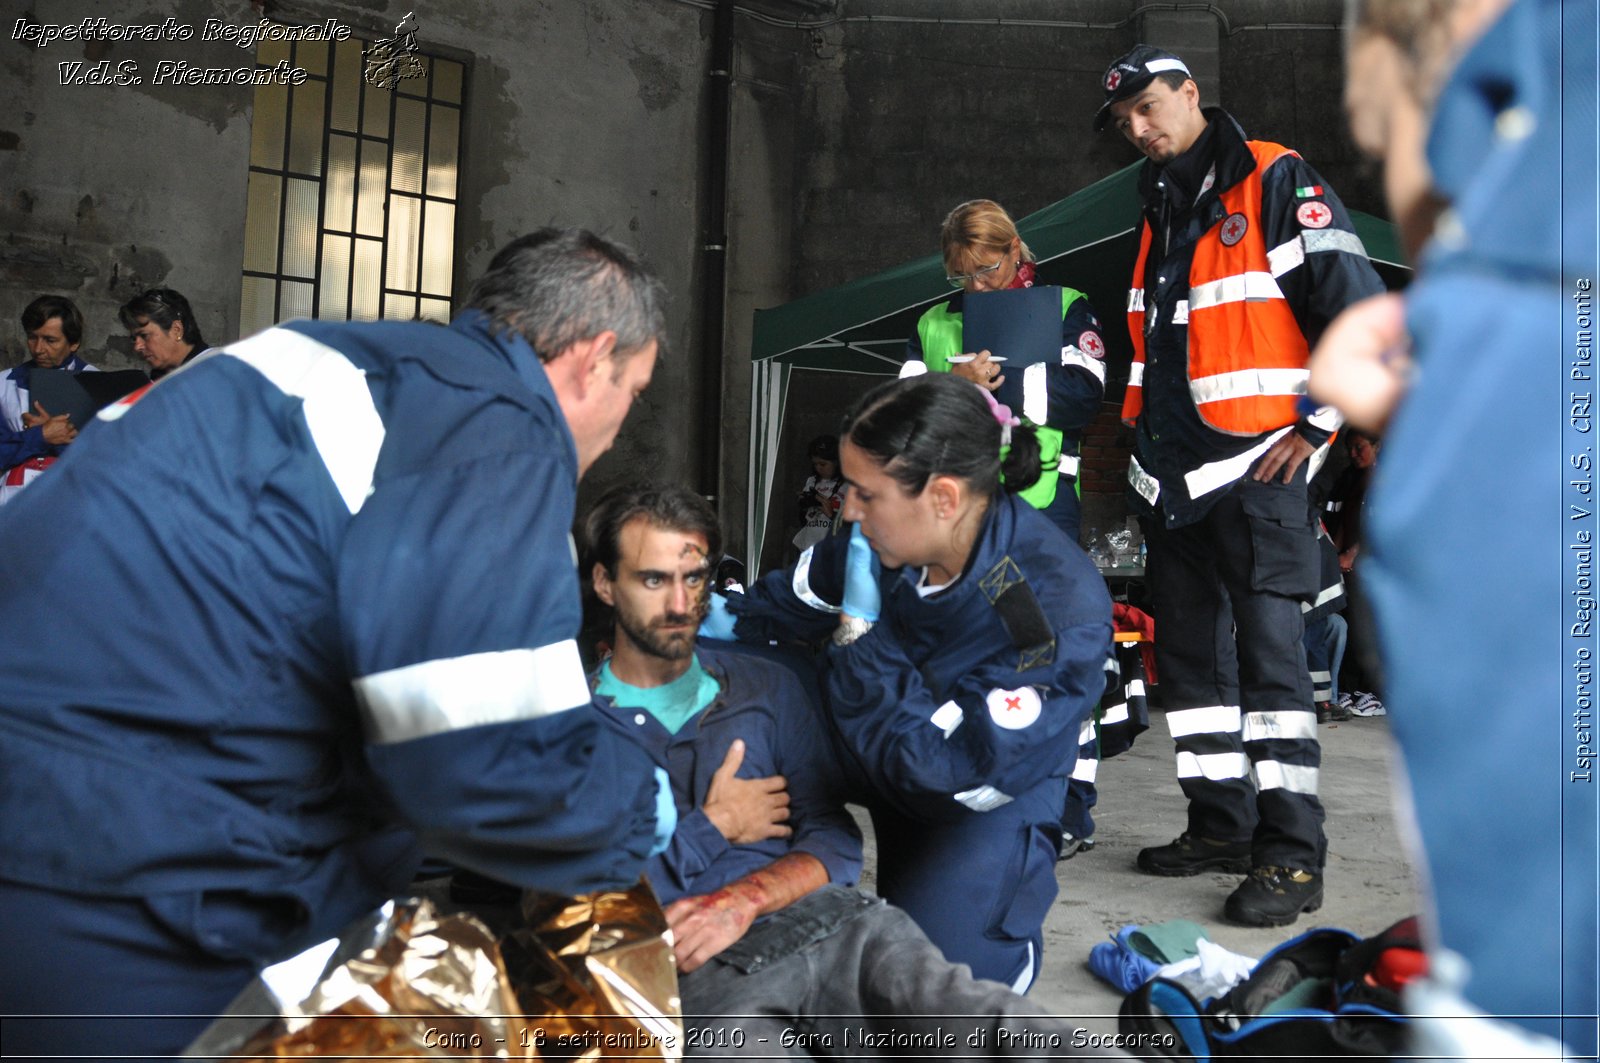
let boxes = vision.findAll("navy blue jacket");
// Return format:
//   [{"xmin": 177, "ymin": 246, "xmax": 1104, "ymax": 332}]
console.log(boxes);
[
  {"xmin": 734, "ymin": 495, "xmax": 1112, "ymax": 822},
  {"xmin": 0, "ymin": 313, "xmax": 660, "ymax": 963},
  {"xmin": 592, "ymin": 643, "xmax": 862, "ymax": 908},
  {"xmin": 1132, "ymin": 109, "xmax": 1385, "ymax": 526}
]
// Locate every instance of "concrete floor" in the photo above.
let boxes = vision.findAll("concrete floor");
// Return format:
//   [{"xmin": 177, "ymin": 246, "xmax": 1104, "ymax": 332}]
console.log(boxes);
[{"xmin": 857, "ymin": 711, "xmax": 1420, "ymax": 1032}]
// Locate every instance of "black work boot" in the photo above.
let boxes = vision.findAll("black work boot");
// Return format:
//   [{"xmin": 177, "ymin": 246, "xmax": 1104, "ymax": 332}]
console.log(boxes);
[
  {"xmin": 1316, "ymin": 699, "xmax": 1352, "ymax": 723},
  {"xmin": 1224, "ymin": 866, "xmax": 1325, "ymax": 927},
  {"xmin": 1136, "ymin": 832, "xmax": 1252, "ymax": 876}
]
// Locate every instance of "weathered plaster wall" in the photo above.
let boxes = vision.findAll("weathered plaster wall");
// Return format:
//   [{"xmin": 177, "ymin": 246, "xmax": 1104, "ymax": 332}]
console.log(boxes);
[
  {"xmin": 2, "ymin": 0, "xmax": 717, "ymax": 508},
  {"xmin": 1, "ymin": 0, "xmax": 259, "ymax": 370},
  {"xmin": 1, "ymin": 0, "xmax": 1381, "ymax": 563}
]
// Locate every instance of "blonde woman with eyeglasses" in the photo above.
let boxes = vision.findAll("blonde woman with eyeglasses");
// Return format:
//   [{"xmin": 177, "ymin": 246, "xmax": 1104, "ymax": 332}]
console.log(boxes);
[{"xmin": 905, "ymin": 199, "xmax": 1107, "ymax": 545}]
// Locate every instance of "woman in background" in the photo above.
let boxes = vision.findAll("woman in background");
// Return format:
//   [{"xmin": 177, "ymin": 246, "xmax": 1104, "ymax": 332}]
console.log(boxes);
[{"xmin": 905, "ymin": 199, "xmax": 1106, "ymax": 543}]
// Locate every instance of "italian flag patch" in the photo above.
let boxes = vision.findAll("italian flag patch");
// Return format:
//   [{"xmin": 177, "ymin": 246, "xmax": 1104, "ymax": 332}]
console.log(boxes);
[{"xmin": 1295, "ymin": 185, "xmax": 1324, "ymax": 198}]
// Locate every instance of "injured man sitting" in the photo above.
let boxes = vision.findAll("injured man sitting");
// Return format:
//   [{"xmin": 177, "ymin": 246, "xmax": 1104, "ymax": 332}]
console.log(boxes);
[{"xmin": 580, "ymin": 482, "xmax": 1130, "ymax": 1059}]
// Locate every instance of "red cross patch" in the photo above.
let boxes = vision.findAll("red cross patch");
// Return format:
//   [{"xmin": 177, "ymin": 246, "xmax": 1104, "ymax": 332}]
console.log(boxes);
[
  {"xmin": 1106, "ymin": 69, "xmax": 1122, "ymax": 91},
  {"xmin": 1078, "ymin": 331, "xmax": 1106, "ymax": 359},
  {"xmin": 986, "ymin": 686, "xmax": 1042, "ymax": 730},
  {"xmin": 1219, "ymin": 212, "xmax": 1249, "ymax": 246},
  {"xmin": 1297, "ymin": 201, "xmax": 1333, "ymax": 229}
]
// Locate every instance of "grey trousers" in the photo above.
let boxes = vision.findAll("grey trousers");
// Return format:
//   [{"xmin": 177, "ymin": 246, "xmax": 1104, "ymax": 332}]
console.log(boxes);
[{"xmin": 678, "ymin": 886, "xmax": 1133, "ymax": 1060}]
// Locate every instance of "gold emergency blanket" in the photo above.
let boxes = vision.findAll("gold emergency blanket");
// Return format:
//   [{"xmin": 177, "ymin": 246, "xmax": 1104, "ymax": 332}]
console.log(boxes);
[{"xmin": 184, "ymin": 881, "xmax": 682, "ymax": 1061}]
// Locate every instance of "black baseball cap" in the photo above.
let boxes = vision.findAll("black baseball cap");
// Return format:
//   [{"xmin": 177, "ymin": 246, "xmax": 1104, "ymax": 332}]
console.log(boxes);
[{"xmin": 1093, "ymin": 45, "xmax": 1193, "ymax": 132}]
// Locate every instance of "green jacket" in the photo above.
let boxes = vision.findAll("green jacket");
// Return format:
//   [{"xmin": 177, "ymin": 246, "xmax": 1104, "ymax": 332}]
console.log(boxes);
[{"xmin": 913, "ymin": 287, "xmax": 1103, "ymax": 510}]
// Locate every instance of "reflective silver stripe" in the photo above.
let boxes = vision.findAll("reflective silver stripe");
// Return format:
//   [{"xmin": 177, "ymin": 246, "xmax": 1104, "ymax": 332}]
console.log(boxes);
[
  {"xmin": 1061, "ymin": 347, "xmax": 1107, "ymax": 386},
  {"xmin": 1190, "ymin": 367, "xmax": 1309, "ymax": 407},
  {"xmin": 1078, "ymin": 719, "xmax": 1098, "ymax": 745},
  {"xmin": 1166, "ymin": 704, "xmax": 1241, "ymax": 738},
  {"xmin": 1269, "ymin": 230, "xmax": 1372, "ymax": 280},
  {"xmin": 1071, "ymin": 756, "xmax": 1100, "ymax": 783},
  {"xmin": 1301, "ymin": 584, "xmax": 1344, "ymax": 613},
  {"xmin": 227, "ymin": 329, "xmax": 386, "ymax": 515},
  {"xmin": 1242, "ymin": 710, "xmax": 1319, "ymax": 742},
  {"xmin": 792, "ymin": 545, "xmax": 842, "ymax": 614},
  {"xmin": 930, "ymin": 700, "xmax": 963, "ymax": 738},
  {"xmin": 954, "ymin": 785, "xmax": 1014, "ymax": 812},
  {"xmin": 1127, "ymin": 679, "xmax": 1147, "ymax": 699},
  {"xmin": 1267, "ymin": 237, "xmax": 1305, "ymax": 278},
  {"xmin": 355, "ymin": 640, "xmax": 589, "ymax": 745},
  {"xmin": 1128, "ymin": 361, "xmax": 1145, "ymax": 387},
  {"xmin": 1129, "ymin": 455, "xmax": 1160, "ymax": 505},
  {"xmin": 1307, "ymin": 404, "xmax": 1344, "ymax": 432},
  {"xmin": 1254, "ymin": 760, "xmax": 1321, "ymax": 795},
  {"xmin": 1010, "ymin": 942, "xmax": 1036, "ymax": 995},
  {"xmin": 1184, "ymin": 426, "xmax": 1294, "ymax": 499},
  {"xmin": 1023, "ymin": 362, "xmax": 1048, "ymax": 424},
  {"xmin": 1127, "ymin": 288, "xmax": 1145, "ymax": 312},
  {"xmin": 1303, "ymin": 228, "xmax": 1369, "ymax": 259},
  {"xmin": 1145, "ymin": 57, "xmax": 1190, "ymax": 75},
  {"xmin": 1325, "ymin": 499, "xmax": 1345, "ymax": 512},
  {"xmin": 1101, "ymin": 703, "xmax": 1130, "ymax": 727},
  {"xmin": 1058, "ymin": 453, "xmax": 1081, "ymax": 477},
  {"xmin": 1187, "ymin": 271, "xmax": 1284, "ymax": 312},
  {"xmin": 1176, "ymin": 751, "xmax": 1251, "ymax": 781},
  {"xmin": 1172, "ymin": 299, "xmax": 1190, "ymax": 325},
  {"xmin": 96, "ymin": 401, "xmax": 136, "ymax": 423},
  {"xmin": 1305, "ymin": 440, "xmax": 1332, "ymax": 483}
]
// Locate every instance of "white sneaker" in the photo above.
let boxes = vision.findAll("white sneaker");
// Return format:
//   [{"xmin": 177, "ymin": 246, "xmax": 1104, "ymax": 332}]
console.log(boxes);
[{"xmin": 1350, "ymin": 692, "xmax": 1387, "ymax": 717}]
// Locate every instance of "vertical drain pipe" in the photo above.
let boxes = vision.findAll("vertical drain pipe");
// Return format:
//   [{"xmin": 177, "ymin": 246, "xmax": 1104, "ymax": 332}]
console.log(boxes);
[{"xmin": 699, "ymin": 0, "xmax": 734, "ymax": 503}]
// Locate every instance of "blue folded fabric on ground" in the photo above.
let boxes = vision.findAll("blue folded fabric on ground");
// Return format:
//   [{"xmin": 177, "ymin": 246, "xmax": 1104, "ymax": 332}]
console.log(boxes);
[{"xmin": 1088, "ymin": 924, "xmax": 1165, "ymax": 993}]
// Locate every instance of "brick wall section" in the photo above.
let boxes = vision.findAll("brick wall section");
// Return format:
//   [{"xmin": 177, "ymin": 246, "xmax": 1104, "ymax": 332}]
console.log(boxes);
[{"xmin": 1078, "ymin": 400, "xmax": 1132, "ymax": 497}]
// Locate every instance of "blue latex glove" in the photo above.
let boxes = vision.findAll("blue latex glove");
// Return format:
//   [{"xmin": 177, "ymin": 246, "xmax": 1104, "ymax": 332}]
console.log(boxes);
[
  {"xmin": 841, "ymin": 524, "xmax": 881, "ymax": 622},
  {"xmin": 698, "ymin": 591, "xmax": 738, "ymax": 641},
  {"xmin": 1087, "ymin": 925, "xmax": 1164, "ymax": 993},
  {"xmin": 648, "ymin": 767, "xmax": 677, "ymax": 856}
]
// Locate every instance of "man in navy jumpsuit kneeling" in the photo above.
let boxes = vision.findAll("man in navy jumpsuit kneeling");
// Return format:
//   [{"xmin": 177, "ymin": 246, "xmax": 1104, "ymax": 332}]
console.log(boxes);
[{"xmin": 0, "ymin": 228, "xmax": 676, "ymax": 1058}]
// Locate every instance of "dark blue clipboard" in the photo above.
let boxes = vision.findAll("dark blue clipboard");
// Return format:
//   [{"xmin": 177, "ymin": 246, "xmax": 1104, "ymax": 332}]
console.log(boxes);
[
  {"xmin": 961, "ymin": 285, "xmax": 1062, "ymax": 367},
  {"xmin": 29, "ymin": 369, "xmax": 149, "ymax": 429}
]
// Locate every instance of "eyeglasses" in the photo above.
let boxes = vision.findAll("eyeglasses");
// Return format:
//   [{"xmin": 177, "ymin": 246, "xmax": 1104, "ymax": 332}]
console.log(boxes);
[{"xmin": 946, "ymin": 259, "xmax": 1007, "ymax": 289}]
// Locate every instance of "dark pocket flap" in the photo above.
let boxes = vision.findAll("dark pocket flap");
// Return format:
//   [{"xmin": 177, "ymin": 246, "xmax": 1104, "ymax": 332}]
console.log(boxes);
[{"xmin": 1238, "ymin": 482, "xmax": 1310, "ymax": 526}]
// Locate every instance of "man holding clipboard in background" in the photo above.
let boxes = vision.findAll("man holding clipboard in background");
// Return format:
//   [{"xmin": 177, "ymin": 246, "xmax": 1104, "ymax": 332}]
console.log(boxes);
[
  {"xmin": 1, "ymin": 296, "xmax": 95, "ymax": 506},
  {"xmin": 903, "ymin": 199, "xmax": 1107, "ymax": 544}
]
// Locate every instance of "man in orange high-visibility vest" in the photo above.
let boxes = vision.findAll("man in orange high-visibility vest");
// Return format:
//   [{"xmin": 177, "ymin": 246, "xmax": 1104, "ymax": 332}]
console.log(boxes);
[{"xmin": 1094, "ymin": 45, "xmax": 1384, "ymax": 927}]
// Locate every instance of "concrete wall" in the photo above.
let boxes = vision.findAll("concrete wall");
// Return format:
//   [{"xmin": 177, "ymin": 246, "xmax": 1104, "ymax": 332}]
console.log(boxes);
[
  {"xmin": 1, "ymin": 0, "xmax": 258, "ymax": 370},
  {"xmin": 2, "ymin": 0, "xmax": 1380, "ymax": 566},
  {"xmin": 761, "ymin": 0, "xmax": 1382, "ymax": 558},
  {"xmin": 2, "ymin": 0, "xmax": 717, "ymax": 511}
]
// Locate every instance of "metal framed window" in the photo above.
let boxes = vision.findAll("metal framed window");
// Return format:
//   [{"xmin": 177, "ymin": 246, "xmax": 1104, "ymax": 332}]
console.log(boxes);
[{"xmin": 240, "ymin": 30, "xmax": 463, "ymax": 336}]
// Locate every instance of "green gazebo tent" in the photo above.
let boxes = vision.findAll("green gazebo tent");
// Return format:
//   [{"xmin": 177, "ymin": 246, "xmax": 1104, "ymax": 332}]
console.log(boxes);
[{"xmin": 746, "ymin": 162, "xmax": 1411, "ymax": 566}]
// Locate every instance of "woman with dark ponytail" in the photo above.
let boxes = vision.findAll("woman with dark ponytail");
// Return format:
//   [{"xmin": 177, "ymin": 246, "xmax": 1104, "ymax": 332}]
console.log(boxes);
[{"xmin": 728, "ymin": 373, "xmax": 1112, "ymax": 992}]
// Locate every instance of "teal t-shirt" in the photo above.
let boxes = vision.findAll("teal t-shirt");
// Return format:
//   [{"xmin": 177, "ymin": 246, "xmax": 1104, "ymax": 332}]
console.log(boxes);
[{"xmin": 596, "ymin": 656, "xmax": 720, "ymax": 735}]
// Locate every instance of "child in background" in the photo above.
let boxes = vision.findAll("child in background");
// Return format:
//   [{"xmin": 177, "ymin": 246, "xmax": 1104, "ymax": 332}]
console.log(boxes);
[{"xmin": 792, "ymin": 434, "xmax": 842, "ymax": 553}]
